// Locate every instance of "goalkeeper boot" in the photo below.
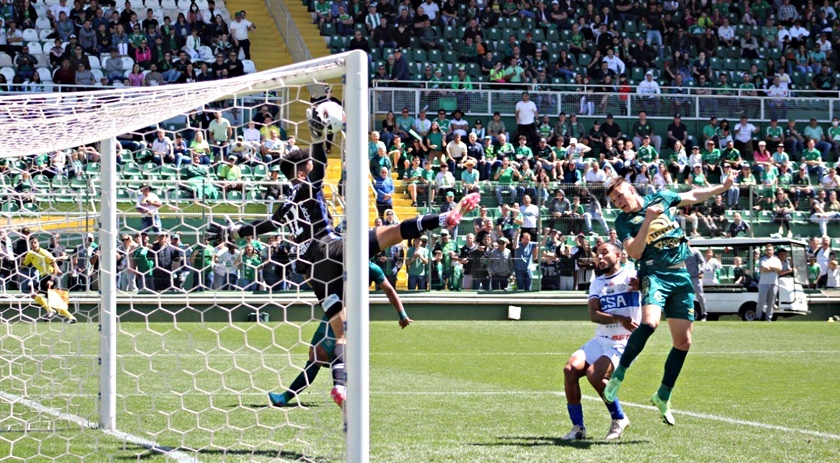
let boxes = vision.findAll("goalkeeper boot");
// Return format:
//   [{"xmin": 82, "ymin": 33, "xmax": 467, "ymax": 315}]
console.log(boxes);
[
  {"xmin": 330, "ymin": 385, "xmax": 346, "ymax": 408},
  {"xmin": 43, "ymin": 308, "xmax": 57, "ymax": 320},
  {"xmin": 605, "ymin": 416, "xmax": 630, "ymax": 441},
  {"xmin": 56, "ymin": 307, "xmax": 77, "ymax": 324},
  {"xmin": 650, "ymin": 392, "xmax": 675, "ymax": 426},
  {"xmin": 560, "ymin": 425, "xmax": 586, "ymax": 441},
  {"xmin": 603, "ymin": 376, "xmax": 622, "ymax": 403},
  {"xmin": 268, "ymin": 392, "xmax": 288, "ymax": 407},
  {"xmin": 444, "ymin": 193, "xmax": 481, "ymax": 228}
]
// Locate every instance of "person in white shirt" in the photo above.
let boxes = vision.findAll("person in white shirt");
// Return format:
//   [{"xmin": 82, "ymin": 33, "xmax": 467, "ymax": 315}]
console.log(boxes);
[
  {"xmin": 637, "ymin": 72, "xmax": 661, "ymax": 114},
  {"xmin": 518, "ymin": 194, "xmax": 540, "ymax": 236},
  {"xmin": 48, "ymin": 0, "xmax": 71, "ymax": 22},
  {"xmin": 757, "ymin": 244, "xmax": 782, "ymax": 321},
  {"xmin": 717, "ymin": 18, "xmax": 735, "ymax": 46},
  {"xmin": 817, "ymin": 34, "xmax": 832, "ymax": 55},
  {"xmin": 213, "ymin": 242, "xmax": 240, "ymax": 290},
  {"xmin": 603, "ymin": 48, "xmax": 625, "ymax": 75},
  {"xmin": 789, "ymin": 21, "xmax": 810, "ymax": 44},
  {"xmin": 422, "ymin": 0, "xmax": 440, "ymax": 23},
  {"xmin": 567, "ymin": 138, "xmax": 592, "ymax": 170},
  {"xmin": 733, "ymin": 116, "xmax": 758, "ymax": 154},
  {"xmin": 515, "ymin": 91, "xmax": 538, "ymax": 147},
  {"xmin": 434, "ymin": 163, "xmax": 456, "ymax": 197},
  {"xmin": 228, "ymin": 10, "xmax": 255, "ymax": 60},
  {"xmin": 445, "ymin": 133, "xmax": 467, "ymax": 170},
  {"xmin": 701, "ymin": 248, "xmax": 722, "ymax": 285},
  {"xmin": 136, "ymin": 184, "xmax": 162, "ymax": 232},
  {"xmin": 151, "ymin": 129, "xmax": 173, "ymax": 165},
  {"xmin": 584, "ymin": 161, "xmax": 607, "ymax": 184},
  {"xmin": 242, "ymin": 120, "xmax": 262, "ymax": 146},
  {"xmin": 413, "ymin": 110, "xmax": 432, "ymax": 137}
]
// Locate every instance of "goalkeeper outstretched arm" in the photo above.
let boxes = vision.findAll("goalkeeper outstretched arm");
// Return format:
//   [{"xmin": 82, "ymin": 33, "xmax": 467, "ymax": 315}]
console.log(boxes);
[{"xmin": 377, "ymin": 276, "xmax": 412, "ymax": 329}]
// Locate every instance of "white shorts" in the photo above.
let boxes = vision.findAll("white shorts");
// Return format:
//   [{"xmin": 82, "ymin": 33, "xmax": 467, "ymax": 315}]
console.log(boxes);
[{"xmin": 575, "ymin": 336, "xmax": 628, "ymax": 368}]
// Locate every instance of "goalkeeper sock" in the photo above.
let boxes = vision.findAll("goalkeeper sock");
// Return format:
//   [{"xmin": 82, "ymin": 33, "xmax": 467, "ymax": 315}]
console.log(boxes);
[
  {"xmin": 605, "ymin": 398, "xmax": 625, "ymax": 420},
  {"xmin": 33, "ymin": 295, "xmax": 55, "ymax": 314},
  {"xmin": 399, "ymin": 215, "xmax": 442, "ymax": 240},
  {"xmin": 616, "ymin": 322, "xmax": 657, "ymax": 373},
  {"xmin": 567, "ymin": 403, "xmax": 584, "ymax": 427},
  {"xmin": 284, "ymin": 360, "xmax": 321, "ymax": 403},
  {"xmin": 658, "ymin": 347, "xmax": 689, "ymax": 402},
  {"xmin": 331, "ymin": 343, "xmax": 346, "ymax": 387}
]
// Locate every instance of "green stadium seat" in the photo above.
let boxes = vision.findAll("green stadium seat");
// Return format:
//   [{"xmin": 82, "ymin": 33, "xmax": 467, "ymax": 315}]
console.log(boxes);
[
  {"xmin": 70, "ymin": 177, "xmax": 89, "ymax": 190},
  {"xmin": 486, "ymin": 27, "xmax": 501, "ymax": 41},
  {"xmin": 1, "ymin": 202, "xmax": 19, "ymax": 213},
  {"xmin": 160, "ymin": 165, "xmax": 179, "ymax": 179},
  {"xmin": 116, "ymin": 189, "xmax": 132, "ymax": 202},
  {"xmin": 443, "ymin": 50, "xmax": 457, "ymax": 63},
  {"xmin": 21, "ymin": 202, "xmax": 39, "ymax": 214},
  {"xmin": 321, "ymin": 23, "xmax": 335, "ymax": 37},
  {"xmin": 122, "ymin": 161, "xmax": 141, "ymax": 176},
  {"xmin": 32, "ymin": 174, "xmax": 49, "ymax": 188},
  {"xmin": 226, "ymin": 190, "xmax": 244, "ymax": 201},
  {"xmin": 51, "ymin": 175, "xmax": 69, "ymax": 188},
  {"xmin": 85, "ymin": 162, "xmax": 100, "ymax": 174},
  {"xmin": 547, "ymin": 28, "xmax": 560, "ymax": 43},
  {"xmin": 253, "ymin": 164, "xmax": 267, "ymax": 179},
  {"xmin": 240, "ymin": 165, "xmax": 254, "ymax": 180}
]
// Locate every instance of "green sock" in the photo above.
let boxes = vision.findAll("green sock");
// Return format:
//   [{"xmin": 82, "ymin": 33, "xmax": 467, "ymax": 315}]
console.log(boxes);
[
  {"xmin": 658, "ymin": 347, "xmax": 689, "ymax": 401},
  {"xmin": 617, "ymin": 323, "xmax": 657, "ymax": 373},
  {"xmin": 612, "ymin": 364, "xmax": 627, "ymax": 382}
]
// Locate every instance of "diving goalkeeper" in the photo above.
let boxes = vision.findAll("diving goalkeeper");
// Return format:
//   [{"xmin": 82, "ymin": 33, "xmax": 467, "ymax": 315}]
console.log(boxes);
[
  {"xmin": 22, "ymin": 236, "xmax": 76, "ymax": 323},
  {"xmin": 207, "ymin": 102, "xmax": 478, "ymax": 406}
]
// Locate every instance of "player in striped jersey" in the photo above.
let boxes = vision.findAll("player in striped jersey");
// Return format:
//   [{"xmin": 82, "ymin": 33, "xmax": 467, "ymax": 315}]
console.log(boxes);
[{"xmin": 561, "ymin": 242, "xmax": 640, "ymax": 441}]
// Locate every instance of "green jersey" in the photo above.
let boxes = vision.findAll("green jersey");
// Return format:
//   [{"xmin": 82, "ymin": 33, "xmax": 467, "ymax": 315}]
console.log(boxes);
[
  {"xmin": 723, "ymin": 148, "xmax": 741, "ymax": 162},
  {"xmin": 407, "ymin": 246, "xmax": 428, "ymax": 276},
  {"xmin": 778, "ymin": 170, "xmax": 793, "ymax": 187},
  {"xmin": 241, "ymin": 254, "xmax": 261, "ymax": 281},
  {"xmin": 691, "ymin": 172, "xmax": 707, "ymax": 186},
  {"xmin": 761, "ymin": 167, "xmax": 778, "ymax": 185},
  {"xmin": 515, "ymin": 145, "xmax": 533, "ymax": 162},
  {"xmin": 702, "ymin": 148, "xmax": 721, "ymax": 164},
  {"xmin": 637, "ymin": 146, "xmax": 658, "ymax": 163},
  {"xmin": 803, "ymin": 148, "xmax": 822, "ymax": 162},
  {"xmin": 766, "ymin": 126, "xmax": 783, "ymax": 140},
  {"xmin": 497, "ymin": 142, "xmax": 514, "ymax": 158},
  {"xmin": 538, "ymin": 123, "xmax": 552, "ymax": 138},
  {"xmin": 829, "ymin": 126, "xmax": 840, "ymax": 143},
  {"xmin": 808, "ymin": 263, "xmax": 820, "ymax": 283},
  {"xmin": 496, "ymin": 166, "xmax": 515, "ymax": 184},
  {"xmin": 702, "ymin": 124, "xmax": 717, "ymax": 141},
  {"xmin": 614, "ymin": 189, "xmax": 688, "ymax": 270},
  {"xmin": 484, "ymin": 144, "xmax": 496, "ymax": 161},
  {"xmin": 421, "ymin": 168, "xmax": 435, "ymax": 183},
  {"xmin": 405, "ymin": 166, "xmax": 424, "ymax": 183},
  {"xmin": 133, "ymin": 247, "xmax": 155, "ymax": 274}
]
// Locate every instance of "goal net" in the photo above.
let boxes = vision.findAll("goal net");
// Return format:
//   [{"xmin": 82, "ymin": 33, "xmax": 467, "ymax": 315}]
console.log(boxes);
[{"xmin": 0, "ymin": 50, "xmax": 370, "ymax": 462}]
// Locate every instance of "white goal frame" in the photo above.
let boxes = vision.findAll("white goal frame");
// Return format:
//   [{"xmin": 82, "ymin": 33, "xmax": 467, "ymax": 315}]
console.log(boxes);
[{"xmin": 3, "ymin": 50, "xmax": 370, "ymax": 463}]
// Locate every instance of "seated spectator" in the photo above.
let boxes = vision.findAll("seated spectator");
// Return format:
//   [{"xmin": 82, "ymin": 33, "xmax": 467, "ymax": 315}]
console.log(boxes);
[
  {"xmin": 218, "ymin": 155, "xmax": 244, "ymax": 194},
  {"xmin": 728, "ymin": 211, "xmax": 751, "ymax": 237},
  {"xmin": 189, "ymin": 131, "xmax": 212, "ymax": 165}
]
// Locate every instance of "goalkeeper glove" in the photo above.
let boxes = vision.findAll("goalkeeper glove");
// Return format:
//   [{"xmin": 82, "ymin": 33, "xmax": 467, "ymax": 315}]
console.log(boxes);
[
  {"xmin": 306, "ymin": 106, "xmax": 326, "ymax": 142},
  {"xmin": 206, "ymin": 215, "xmax": 241, "ymax": 246}
]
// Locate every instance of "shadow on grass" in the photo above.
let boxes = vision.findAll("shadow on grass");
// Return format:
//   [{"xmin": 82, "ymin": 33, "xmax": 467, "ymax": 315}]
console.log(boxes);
[
  {"xmin": 119, "ymin": 446, "xmax": 331, "ymax": 462},
  {"xmin": 238, "ymin": 401, "xmax": 323, "ymax": 409},
  {"xmin": 474, "ymin": 435, "xmax": 651, "ymax": 448}
]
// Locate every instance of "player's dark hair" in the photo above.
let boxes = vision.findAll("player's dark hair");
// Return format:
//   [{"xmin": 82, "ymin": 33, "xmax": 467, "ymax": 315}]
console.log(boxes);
[
  {"xmin": 605, "ymin": 176, "xmax": 627, "ymax": 196},
  {"xmin": 278, "ymin": 148, "xmax": 312, "ymax": 180}
]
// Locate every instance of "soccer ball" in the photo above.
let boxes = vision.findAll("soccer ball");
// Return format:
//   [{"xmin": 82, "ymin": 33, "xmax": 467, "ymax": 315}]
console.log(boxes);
[{"xmin": 310, "ymin": 101, "xmax": 345, "ymax": 136}]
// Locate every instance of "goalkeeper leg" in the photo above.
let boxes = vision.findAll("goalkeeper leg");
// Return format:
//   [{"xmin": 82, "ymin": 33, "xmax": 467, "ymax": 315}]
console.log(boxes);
[{"xmin": 269, "ymin": 344, "xmax": 329, "ymax": 406}]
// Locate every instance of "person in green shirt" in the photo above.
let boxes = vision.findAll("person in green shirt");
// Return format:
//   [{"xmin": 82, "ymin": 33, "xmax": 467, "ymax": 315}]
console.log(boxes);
[
  {"xmin": 395, "ymin": 107, "xmax": 415, "ymax": 140},
  {"xmin": 721, "ymin": 140, "xmax": 742, "ymax": 169},
  {"xmin": 314, "ymin": 0, "xmax": 331, "ymax": 29},
  {"xmin": 765, "ymin": 118, "xmax": 784, "ymax": 146},
  {"xmin": 701, "ymin": 139, "xmax": 722, "ymax": 180},
  {"xmin": 716, "ymin": 73, "xmax": 735, "ymax": 96},
  {"xmin": 370, "ymin": 145, "xmax": 393, "ymax": 177},
  {"xmin": 807, "ymin": 255, "xmax": 821, "ymax": 288},
  {"xmin": 828, "ymin": 117, "xmax": 840, "ymax": 157},
  {"xmin": 132, "ymin": 234, "xmax": 155, "ymax": 292},
  {"xmin": 433, "ymin": 109, "xmax": 451, "ymax": 135},
  {"xmin": 451, "ymin": 67, "xmax": 474, "ymax": 90},
  {"xmin": 461, "ymin": 159, "xmax": 480, "ymax": 195},
  {"xmin": 701, "ymin": 117, "xmax": 718, "ymax": 147},
  {"xmin": 406, "ymin": 237, "xmax": 430, "ymax": 290},
  {"xmin": 433, "ymin": 230, "xmax": 459, "ymax": 289},
  {"xmin": 235, "ymin": 243, "xmax": 262, "ymax": 291},
  {"xmin": 190, "ymin": 237, "xmax": 216, "ymax": 291},
  {"xmin": 496, "ymin": 133, "xmax": 515, "ymax": 159},
  {"xmin": 480, "ymin": 136, "xmax": 498, "ymax": 180},
  {"xmin": 636, "ymin": 136, "xmax": 659, "ymax": 167},
  {"xmin": 514, "ymin": 135, "xmax": 534, "ymax": 168},
  {"xmin": 218, "ymin": 155, "xmax": 244, "ymax": 194},
  {"xmin": 404, "ymin": 156, "xmax": 426, "ymax": 207},
  {"xmin": 801, "ymin": 138, "xmax": 825, "ymax": 179},
  {"xmin": 494, "ymin": 157, "xmax": 521, "ymax": 204}
]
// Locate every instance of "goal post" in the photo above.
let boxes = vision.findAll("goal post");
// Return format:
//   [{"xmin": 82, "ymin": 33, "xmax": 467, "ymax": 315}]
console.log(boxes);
[{"xmin": 1, "ymin": 50, "xmax": 370, "ymax": 462}]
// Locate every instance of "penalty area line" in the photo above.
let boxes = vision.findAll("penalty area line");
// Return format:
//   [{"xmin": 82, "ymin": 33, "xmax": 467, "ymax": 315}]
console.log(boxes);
[{"xmin": 0, "ymin": 391, "xmax": 202, "ymax": 463}]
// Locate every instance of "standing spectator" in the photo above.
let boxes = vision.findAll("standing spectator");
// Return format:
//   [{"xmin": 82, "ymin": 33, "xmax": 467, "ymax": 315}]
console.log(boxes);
[
  {"xmin": 47, "ymin": 233, "xmax": 69, "ymax": 288},
  {"xmin": 235, "ymin": 243, "xmax": 262, "ymax": 291},
  {"xmin": 136, "ymin": 183, "xmax": 162, "ymax": 233},
  {"xmin": 734, "ymin": 116, "xmax": 758, "ymax": 155},
  {"xmin": 556, "ymin": 244, "xmax": 576, "ymax": 290},
  {"xmin": 406, "ymin": 237, "xmax": 429, "ymax": 290},
  {"xmin": 804, "ymin": 118, "xmax": 833, "ymax": 158},
  {"xmin": 666, "ymin": 114, "xmax": 693, "ymax": 150},
  {"xmin": 486, "ymin": 237, "xmax": 512, "ymax": 291},
  {"xmin": 208, "ymin": 111, "xmax": 233, "ymax": 161},
  {"xmin": 519, "ymin": 195, "xmax": 539, "ymax": 238},
  {"xmin": 572, "ymin": 236, "xmax": 595, "ymax": 291},
  {"xmin": 151, "ymin": 232, "xmax": 181, "ymax": 292},
  {"xmin": 213, "ymin": 242, "xmax": 239, "ymax": 290},
  {"xmin": 459, "ymin": 233, "xmax": 479, "ymax": 290},
  {"xmin": 132, "ymin": 233, "xmax": 154, "ymax": 292},
  {"xmin": 373, "ymin": 167, "xmax": 394, "ymax": 218},
  {"xmin": 515, "ymin": 91, "xmax": 538, "ymax": 148},
  {"xmin": 190, "ymin": 236, "xmax": 216, "ymax": 291},
  {"xmin": 684, "ymin": 245, "xmax": 708, "ymax": 322},
  {"xmin": 701, "ymin": 248, "xmax": 722, "ymax": 285},
  {"xmin": 229, "ymin": 10, "xmax": 255, "ymax": 59},
  {"xmin": 115, "ymin": 234, "xmax": 129, "ymax": 292},
  {"xmin": 432, "ymin": 229, "xmax": 458, "ymax": 290},
  {"xmin": 512, "ymin": 231, "xmax": 538, "ymax": 291},
  {"xmin": 757, "ymin": 243, "xmax": 782, "ymax": 321},
  {"xmin": 581, "ymin": 188, "xmax": 610, "ymax": 235}
]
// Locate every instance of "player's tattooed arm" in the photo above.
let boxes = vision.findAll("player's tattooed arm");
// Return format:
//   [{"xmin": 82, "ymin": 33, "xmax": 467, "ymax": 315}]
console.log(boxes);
[{"xmin": 588, "ymin": 298, "xmax": 638, "ymax": 331}]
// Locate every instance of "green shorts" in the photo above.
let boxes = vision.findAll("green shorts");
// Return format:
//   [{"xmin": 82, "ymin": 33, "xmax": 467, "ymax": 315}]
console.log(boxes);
[
  {"xmin": 640, "ymin": 267, "xmax": 695, "ymax": 321},
  {"xmin": 310, "ymin": 315, "xmax": 336, "ymax": 357}
]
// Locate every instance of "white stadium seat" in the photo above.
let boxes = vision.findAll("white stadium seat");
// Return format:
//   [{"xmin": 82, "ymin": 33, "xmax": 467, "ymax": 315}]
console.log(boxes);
[
  {"xmin": 35, "ymin": 54, "xmax": 49, "ymax": 68},
  {"xmin": 37, "ymin": 67, "xmax": 52, "ymax": 82},
  {"xmin": 35, "ymin": 17, "xmax": 52, "ymax": 30},
  {"xmin": 89, "ymin": 55, "xmax": 101, "ymax": 69},
  {"xmin": 121, "ymin": 56, "xmax": 135, "ymax": 71},
  {"xmin": 0, "ymin": 53, "xmax": 11, "ymax": 67},
  {"xmin": 242, "ymin": 59, "xmax": 256, "ymax": 74},
  {"xmin": 161, "ymin": 0, "xmax": 178, "ymax": 9},
  {"xmin": 39, "ymin": 29, "xmax": 53, "ymax": 41},
  {"xmin": 91, "ymin": 69, "xmax": 104, "ymax": 81},
  {"xmin": 27, "ymin": 42, "xmax": 43, "ymax": 55},
  {"xmin": 23, "ymin": 28, "xmax": 39, "ymax": 43},
  {"xmin": 0, "ymin": 67, "xmax": 15, "ymax": 82}
]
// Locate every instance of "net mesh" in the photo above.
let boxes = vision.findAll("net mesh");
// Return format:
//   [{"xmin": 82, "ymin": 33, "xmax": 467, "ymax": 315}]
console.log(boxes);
[{"xmin": 0, "ymin": 53, "xmax": 358, "ymax": 462}]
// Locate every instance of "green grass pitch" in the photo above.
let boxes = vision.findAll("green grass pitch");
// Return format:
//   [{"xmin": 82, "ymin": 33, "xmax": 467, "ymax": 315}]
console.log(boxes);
[{"xmin": 1, "ymin": 320, "xmax": 839, "ymax": 462}]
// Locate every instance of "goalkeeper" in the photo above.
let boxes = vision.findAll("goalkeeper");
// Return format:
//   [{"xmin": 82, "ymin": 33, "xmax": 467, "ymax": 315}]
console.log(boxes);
[
  {"xmin": 22, "ymin": 236, "xmax": 76, "ymax": 323},
  {"xmin": 268, "ymin": 261, "xmax": 411, "ymax": 407},
  {"xmin": 207, "ymin": 102, "xmax": 479, "ymax": 406}
]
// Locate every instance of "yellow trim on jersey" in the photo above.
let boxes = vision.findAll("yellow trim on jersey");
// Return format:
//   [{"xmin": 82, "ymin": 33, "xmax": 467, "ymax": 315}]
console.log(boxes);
[{"xmin": 22, "ymin": 249, "xmax": 56, "ymax": 276}]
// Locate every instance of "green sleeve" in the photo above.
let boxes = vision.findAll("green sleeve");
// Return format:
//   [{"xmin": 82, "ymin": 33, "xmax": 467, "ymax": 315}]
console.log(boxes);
[
  {"xmin": 660, "ymin": 188, "xmax": 683, "ymax": 208},
  {"xmin": 614, "ymin": 215, "xmax": 632, "ymax": 243},
  {"xmin": 368, "ymin": 261, "xmax": 386, "ymax": 285}
]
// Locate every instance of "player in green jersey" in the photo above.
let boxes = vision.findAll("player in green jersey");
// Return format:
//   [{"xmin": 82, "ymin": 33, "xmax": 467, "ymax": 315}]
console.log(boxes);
[
  {"xmin": 602, "ymin": 172, "xmax": 735, "ymax": 425},
  {"xmin": 268, "ymin": 261, "xmax": 412, "ymax": 407}
]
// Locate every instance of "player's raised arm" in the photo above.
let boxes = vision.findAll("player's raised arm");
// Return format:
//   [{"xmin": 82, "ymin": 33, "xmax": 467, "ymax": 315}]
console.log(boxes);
[
  {"xmin": 377, "ymin": 277, "xmax": 412, "ymax": 328},
  {"xmin": 677, "ymin": 170, "xmax": 736, "ymax": 206},
  {"xmin": 621, "ymin": 204, "xmax": 662, "ymax": 261}
]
